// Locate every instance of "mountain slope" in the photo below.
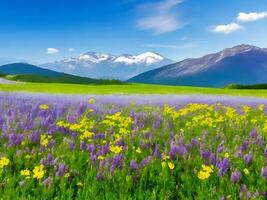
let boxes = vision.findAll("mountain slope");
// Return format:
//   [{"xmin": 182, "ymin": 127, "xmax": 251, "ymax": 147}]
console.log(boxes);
[
  {"xmin": 128, "ymin": 45, "xmax": 267, "ymax": 87},
  {"xmin": 0, "ymin": 63, "xmax": 97, "ymax": 84},
  {"xmin": 41, "ymin": 52, "xmax": 173, "ymax": 80}
]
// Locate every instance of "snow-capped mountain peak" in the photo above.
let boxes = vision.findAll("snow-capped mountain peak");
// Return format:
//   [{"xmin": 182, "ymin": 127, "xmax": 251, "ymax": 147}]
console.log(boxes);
[
  {"xmin": 113, "ymin": 52, "xmax": 165, "ymax": 65},
  {"xmin": 78, "ymin": 52, "xmax": 114, "ymax": 63},
  {"xmin": 41, "ymin": 51, "xmax": 173, "ymax": 80}
]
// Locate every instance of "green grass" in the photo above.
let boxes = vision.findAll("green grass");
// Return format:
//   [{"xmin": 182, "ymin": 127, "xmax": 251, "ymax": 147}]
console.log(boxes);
[{"xmin": 0, "ymin": 82, "xmax": 267, "ymax": 97}]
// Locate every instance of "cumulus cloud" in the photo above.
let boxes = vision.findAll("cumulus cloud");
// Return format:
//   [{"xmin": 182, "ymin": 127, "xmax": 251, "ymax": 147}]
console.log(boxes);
[
  {"xmin": 136, "ymin": 0, "xmax": 184, "ymax": 34},
  {"xmin": 46, "ymin": 48, "xmax": 59, "ymax": 54},
  {"xmin": 237, "ymin": 11, "xmax": 267, "ymax": 22},
  {"xmin": 210, "ymin": 23, "xmax": 243, "ymax": 34},
  {"xmin": 68, "ymin": 48, "xmax": 74, "ymax": 52}
]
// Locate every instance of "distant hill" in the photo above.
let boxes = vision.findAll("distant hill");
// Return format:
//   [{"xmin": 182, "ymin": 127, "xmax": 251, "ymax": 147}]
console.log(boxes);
[
  {"xmin": 0, "ymin": 63, "xmax": 98, "ymax": 84},
  {"xmin": 128, "ymin": 45, "xmax": 267, "ymax": 88}
]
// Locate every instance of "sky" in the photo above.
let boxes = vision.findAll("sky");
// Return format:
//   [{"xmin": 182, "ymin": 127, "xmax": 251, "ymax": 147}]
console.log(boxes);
[{"xmin": 0, "ymin": 0, "xmax": 267, "ymax": 64}]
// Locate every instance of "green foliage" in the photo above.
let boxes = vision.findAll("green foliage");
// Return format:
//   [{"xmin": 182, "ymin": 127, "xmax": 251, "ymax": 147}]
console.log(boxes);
[{"xmin": 226, "ymin": 83, "xmax": 267, "ymax": 89}]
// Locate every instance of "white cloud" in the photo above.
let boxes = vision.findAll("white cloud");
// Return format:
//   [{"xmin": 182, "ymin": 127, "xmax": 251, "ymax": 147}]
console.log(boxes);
[
  {"xmin": 68, "ymin": 48, "xmax": 74, "ymax": 52},
  {"xmin": 46, "ymin": 48, "xmax": 59, "ymax": 54},
  {"xmin": 210, "ymin": 23, "xmax": 243, "ymax": 34},
  {"xmin": 144, "ymin": 42, "xmax": 197, "ymax": 49},
  {"xmin": 237, "ymin": 12, "xmax": 267, "ymax": 22},
  {"xmin": 136, "ymin": 0, "xmax": 184, "ymax": 34}
]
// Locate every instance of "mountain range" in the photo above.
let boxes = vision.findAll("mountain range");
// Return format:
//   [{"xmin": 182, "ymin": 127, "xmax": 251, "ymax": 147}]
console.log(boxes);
[
  {"xmin": 1, "ymin": 44, "xmax": 267, "ymax": 88},
  {"xmin": 41, "ymin": 52, "xmax": 173, "ymax": 80},
  {"xmin": 128, "ymin": 45, "xmax": 267, "ymax": 87}
]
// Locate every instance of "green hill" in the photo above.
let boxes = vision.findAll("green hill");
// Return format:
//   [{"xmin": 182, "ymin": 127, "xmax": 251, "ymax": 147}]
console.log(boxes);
[{"xmin": 0, "ymin": 63, "xmax": 125, "ymax": 85}]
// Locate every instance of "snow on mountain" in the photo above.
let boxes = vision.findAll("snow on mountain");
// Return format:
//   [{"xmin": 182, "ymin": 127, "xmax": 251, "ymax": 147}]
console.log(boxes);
[{"xmin": 41, "ymin": 52, "xmax": 172, "ymax": 80}]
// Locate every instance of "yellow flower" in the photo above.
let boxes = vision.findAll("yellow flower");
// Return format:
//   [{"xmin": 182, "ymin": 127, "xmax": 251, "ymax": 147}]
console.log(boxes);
[
  {"xmin": 39, "ymin": 104, "xmax": 49, "ymax": 110},
  {"xmin": 197, "ymin": 171, "xmax": 211, "ymax": 180},
  {"xmin": 243, "ymin": 168, "xmax": 249, "ymax": 175},
  {"xmin": 80, "ymin": 131, "xmax": 94, "ymax": 140},
  {"xmin": 201, "ymin": 165, "xmax": 214, "ymax": 174},
  {"xmin": 198, "ymin": 165, "xmax": 214, "ymax": 180},
  {"xmin": 98, "ymin": 155, "xmax": 105, "ymax": 160},
  {"xmin": 77, "ymin": 182, "xmax": 83, "ymax": 187},
  {"xmin": 88, "ymin": 98, "xmax": 95, "ymax": 104},
  {"xmin": 251, "ymin": 118, "xmax": 257, "ymax": 124},
  {"xmin": 162, "ymin": 155, "xmax": 170, "ymax": 161},
  {"xmin": 135, "ymin": 147, "xmax": 142, "ymax": 154},
  {"xmin": 224, "ymin": 153, "xmax": 229, "ymax": 158},
  {"xmin": 33, "ymin": 164, "xmax": 45, "ymax": 180},
  {"xmin": 259, "ymin": 104, "xmax": 265, "ymax": 112},
  {"xmin": 20, "ymin": 169, "xmax": 31, "ymax": 177},
  {"xmin": 64, "ymin": 173, "xmax": 70, "ymax": 178},
  {"xmin": 110, "ymin": 145, "xmax": 123, "ymax": 154},
  {"xmin": 161, "ymin": 161, "xmax": 167, "ymax": 169},
  {"xmin": 40, "ymin": 135, "xmax": 52, "ymax": 147},
  {"xmin": 168, "ymin": 162, "xmax": 175, "ymax": 170},
  {"xmin": 0, "ymin": 156, "xmax": 10, "ymax": 168}
]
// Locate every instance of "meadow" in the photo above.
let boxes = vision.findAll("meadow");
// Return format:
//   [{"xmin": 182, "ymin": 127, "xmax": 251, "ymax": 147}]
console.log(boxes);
[
  {"xmin": 0, "ymin": 93, "xmax": 266, "ymax": 199},
  {"xmin": 1, "ymin": 82, "xmax": 267, "ymax": 97}
]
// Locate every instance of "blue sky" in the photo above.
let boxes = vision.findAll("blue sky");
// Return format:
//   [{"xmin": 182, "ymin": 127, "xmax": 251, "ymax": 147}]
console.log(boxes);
[{"xmin": 0, "ymin": 0, "xmax": 267, "ymax": 63}]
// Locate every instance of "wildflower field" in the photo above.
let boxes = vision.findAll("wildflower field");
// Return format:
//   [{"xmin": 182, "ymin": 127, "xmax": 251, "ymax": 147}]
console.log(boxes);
[{"xmin": 0, "ymin": 93, "xmax": 266, "ymax": 199}]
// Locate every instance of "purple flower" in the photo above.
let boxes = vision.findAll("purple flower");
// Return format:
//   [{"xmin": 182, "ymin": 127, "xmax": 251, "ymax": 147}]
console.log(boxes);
[
  {"xmin": 256, "ymin": 135, "xmax": 264, "ymax": 146},
  {"xmin": 94, "ymin": 133, "xmax": 105, "ymax": 139},
  {"xmin": 130, "ymin": 160, "xmax": 139, "ymax": 172},
  {"xmin": 141, "ymin": 156, "xmax": 151, "ymax": 167},
  {"xmin": 153, "ymin": 144, "xmax": 161, "ymax": 159},
  {"xmin": 217, "ymin": 158, "xmax": 231, "ymax": 176},
  {"xmin": 152, "ymin": 117, "xmax": 161, "ymax": 130},
  {"xmin": 261, "ymin": 166, "xmax": 267, "ymax": 179},
  {"xmin": 200, "ymin": 144, "xmax": 211, "ymax": 160},
  {"xmin": 43, "ymin": 177, "xmax": 52, "ymax": 187},
  {"xmin": 86, "ymin": 143, "xmax": 95, "ymax": 153},
  {"xmin": 243, "ymin": 154, "xmax": 253, "ymax": 165},
  {"xmin": 240, "ymin": 139, "xmax": 249, "ymax": 152},
  {"xmin": 253, "ymin": 191, "xmax": 259, "ymax": 198},
  {"xmin": 220, "ymin": 196, "xmax": 226, "ymax": 200},
  {"xmin": 110, "ymin": 154, "xmax": 124, "ymax": 172},
  {"xmin": 231, "ymin": 170, "xmax": 241, "ymax": 183},
  {"xmin": 169, "ymin": 145, "xmax": 178, "ymax": 160},
  {"xmin": 250, "ymin": 129, "xmax": 258, "ymax": 138},
  {"xmin": 48, "ymin": 139, "xmax": 56, "ymax": 148},
  {"xmin": 116, "ymin": 139, "xmax": 125, "ymax": 146},
  {"xmin": 101, "ymin": 143, "xmax": 109, "ymax": 155},
  {"xmin": 8, "ymin": 133, "xmax": 24, "ymax": 146},
  {"xmin": 96, "ymin": 171, "xmax": 104, "ymax": 181},
  {"xmin": 69, "ymin": 142, "xmax": 75, "ymax": 150},
  {"xmin": 99, "ymin": 159, "xmax": 105, "ymax": 170},
  {"xmin": 190, "ymin": 138, "xmax": 198, "ymax": 147},
  {"xmin": 239, "ymin": 185, "xmax": 251, "ymax": 199},
  {"xmin": 40, "ymin": 153, "xmax": 55, "ymax": 167},
  {"xmin": 80, "ymin": 141, "xmax": 86, "ymax": 150},
  {"xmin": 56, "ymin": 163, "xmax": 68, "ymax": 177},
  {"xmin": 217, "ymin": 141, "xmax": 225, "ymax": 153}
]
